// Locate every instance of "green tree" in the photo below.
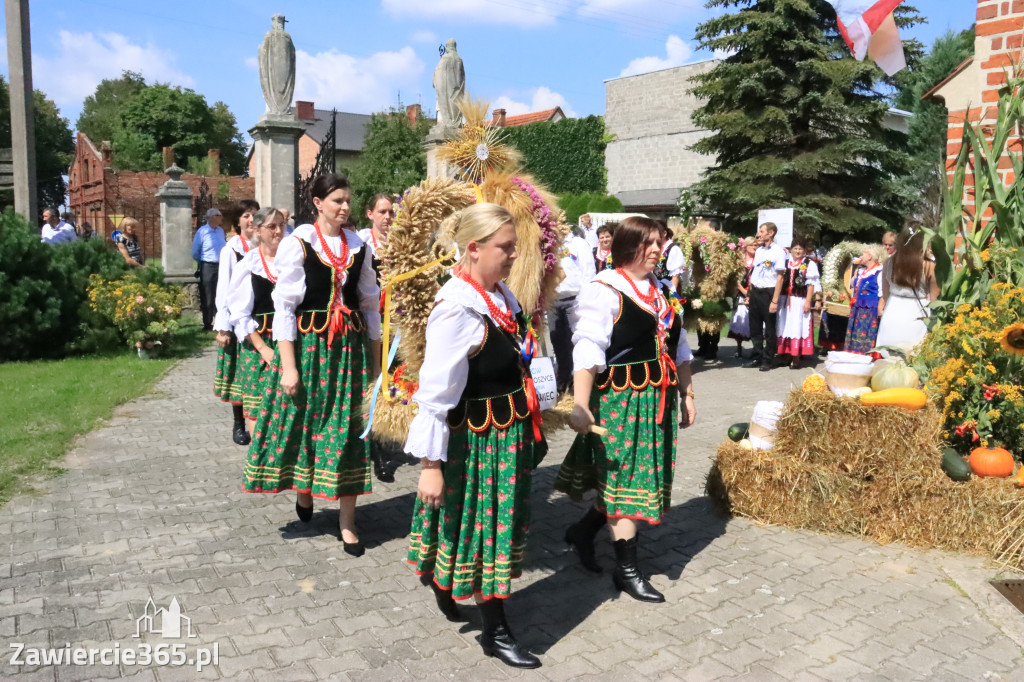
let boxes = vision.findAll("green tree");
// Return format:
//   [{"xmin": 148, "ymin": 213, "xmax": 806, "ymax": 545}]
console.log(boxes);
[
  {"xmin": 0, "ymin": 77, "xmax": 75, "ymax": 212},
  {"xmin": 688, "ymin": 0, "xmax": 918, "ymax": 239},
  {"xmin": 76, "ymin": 70, "xmax": 146, "ymax": 146},
  {"xmin": 75, "ymin": 72, "xmax": 247, "ymax": 174},
  {"xmin": 348, "ymin": 108, "xmax": 430, "ymax": 224},
  {"xmin": 891, "ymin": 28, "xmax": 975, "ymax": 225}
]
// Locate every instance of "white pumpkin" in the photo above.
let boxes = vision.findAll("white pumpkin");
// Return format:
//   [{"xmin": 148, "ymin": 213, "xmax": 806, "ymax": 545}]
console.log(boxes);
[{"xmin": 870, "ymin": 362, "xmax": 920, "ymax": 391}]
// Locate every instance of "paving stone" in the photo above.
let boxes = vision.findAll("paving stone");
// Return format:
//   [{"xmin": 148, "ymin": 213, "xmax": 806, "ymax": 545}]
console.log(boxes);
[{"xmin": 4, "ymin": 344, "xmax": 1024, "ymax": 680}]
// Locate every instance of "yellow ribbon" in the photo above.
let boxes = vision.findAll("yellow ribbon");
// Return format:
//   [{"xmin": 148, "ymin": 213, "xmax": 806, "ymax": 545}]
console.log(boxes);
[
  {"xmin": 474, "ymin": 184, "xmax": 484, "ymax": 203},
  {"xmin": 379, "ymin": 250, "xmax": 456, "ymax": 397}
]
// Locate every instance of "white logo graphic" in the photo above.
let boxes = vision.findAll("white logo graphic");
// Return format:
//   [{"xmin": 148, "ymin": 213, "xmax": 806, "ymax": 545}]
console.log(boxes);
[{"xmin": 134, "ymin": 597, "xmax": 196, "ymax": 639}]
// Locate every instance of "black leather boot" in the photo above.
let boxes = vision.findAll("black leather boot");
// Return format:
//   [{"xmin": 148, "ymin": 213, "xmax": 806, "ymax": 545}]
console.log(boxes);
[
  {"xmin": 478, "ymin": 599, "xmax": 541, "ymax": 669},
  {"xmin": 419, "ymin": 573, "xmax": 465, "ymax": 622},
  {"xmin": 370, "ymin": 441, "xmax": 395, "ymax": 483},
  {"xmin": 231, "ymin": 405, "xmax": 250, "ymax": 445},
  {"xmin": 612, "ymin": 536, "xmax": 665, "ymax": 603},
  {"xmin": 564, "ymin": 507, "xmax": 605, "ymax": 573}
]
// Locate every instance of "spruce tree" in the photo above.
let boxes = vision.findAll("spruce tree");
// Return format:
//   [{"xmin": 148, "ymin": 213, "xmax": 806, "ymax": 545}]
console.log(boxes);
[{"xmin": 689, "ymin": 0, "xmax": 916, "ymax": 239}]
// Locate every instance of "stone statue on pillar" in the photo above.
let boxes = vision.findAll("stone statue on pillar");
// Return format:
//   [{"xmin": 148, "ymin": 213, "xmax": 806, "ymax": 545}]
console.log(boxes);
[
  {"xmin": 258, "ymin": 14, "xmax": 296, "ymax": 119},
  {"xmin": 250, "ymin": 14, "xmax": 303, "ymax": 217},
  {"xmin": 432, "ymin": 39, "xmax": 465, "ymax": 136}
]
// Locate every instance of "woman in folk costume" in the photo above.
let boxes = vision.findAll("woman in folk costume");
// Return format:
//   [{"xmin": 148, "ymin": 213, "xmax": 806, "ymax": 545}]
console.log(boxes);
[
  {"xmin": 555, "ymin": 216, "xmax": 696, "ymax": 604},
  {"xmin": 776, "ymin": 240, "xmax": 820, "ymax": 369},
  {"xmin": 242, "ymin": 174, "xmax": 382, "ymax": 557},
  {"xmin": 844, "ymin": 245, "xmax": 885, "ymax": 354},
  {"xmin": 593, "ymin": 223, "xmax": 614, "ymax": 272},
  {"xmin": 727, "ymin": 237, "xmax": 757, "ymax": 358},
  {"xmin": 227, "ymin": 207, "xmax": 286, "ymax": 439},
  {"xmin": 406, "ymin": 203, "xmax": 545, "ymax": 669},
  {"xmin": 214, "ymin": 199, "xmax": 260, "ymax": 445},
  {"xmin": 652, "ymin": 224, "xmax": 686, "ymax": 293}
]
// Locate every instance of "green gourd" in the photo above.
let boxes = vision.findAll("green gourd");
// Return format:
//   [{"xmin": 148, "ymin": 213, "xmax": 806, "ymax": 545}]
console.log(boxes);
[
  {"xmin": 941, "ymin": 448, "xmax": 971, "ymax": 482},
  {"xmin": 727, "ymin": 423, "xmax": 749, "ymax": 442}
]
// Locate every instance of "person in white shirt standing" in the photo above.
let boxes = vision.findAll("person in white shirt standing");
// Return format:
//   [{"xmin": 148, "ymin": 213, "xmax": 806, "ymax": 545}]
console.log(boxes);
[
  {"xmin": 745, "ymin": 222, "xmax": 788, "ymax": 371},
  {"xmin": 548, "ymin": 229, "xmax": 597, "ymax": 393},
  {"xmin": 579, "ymin": 213, "xmax": 600, "ymax": 249},
  {"xmin": 40, "ymin": 207, "xmax": 77, "ymax": 244}
]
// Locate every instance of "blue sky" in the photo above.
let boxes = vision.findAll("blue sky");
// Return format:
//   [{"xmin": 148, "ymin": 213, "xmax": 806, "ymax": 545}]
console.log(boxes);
[{"xmin": 2, "ymin": 0, "xmax": 976, "ymax": 140}]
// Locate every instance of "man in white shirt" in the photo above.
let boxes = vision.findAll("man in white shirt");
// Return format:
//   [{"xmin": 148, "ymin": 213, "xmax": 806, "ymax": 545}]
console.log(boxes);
[
  {"xmin": 579, "ymin": 213, "xmax": 600, "ymax": 249},
  {"xmin": 40, "ymin": 207, "xmax": 77, "ymax": 244},
  {"xmin": 548, "ymin": 231, "xmax": 597, "ymax": 392},
  {"xmin": 745, "ymin": 222, "xmax": 788, "ymax": 371}
]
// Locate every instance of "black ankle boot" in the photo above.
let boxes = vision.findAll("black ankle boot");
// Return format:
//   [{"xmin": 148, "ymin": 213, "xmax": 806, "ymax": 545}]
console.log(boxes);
[
  {"xmin": 478, "ymin": 599, "xmax": 541, "ymax": 669},
  {"xmin": 419, "ymin": 573, "xmax": 465, "ymax": 622},
  {"xmin": 231, "ymin": 405, "xmax": 250, "ymax": 445},
  {"xmin": 612, "ymin": 536, "xmax": 665, "ymax": 603},
  {"xmin": 564, "ymin": 507, "xmax": 605, "ymax": 573}
]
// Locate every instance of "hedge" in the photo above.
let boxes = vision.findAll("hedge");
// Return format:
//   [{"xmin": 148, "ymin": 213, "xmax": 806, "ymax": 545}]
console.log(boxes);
[{"xmin": 501, "ymin": 115, "xmax": 607, "ymax": 195}]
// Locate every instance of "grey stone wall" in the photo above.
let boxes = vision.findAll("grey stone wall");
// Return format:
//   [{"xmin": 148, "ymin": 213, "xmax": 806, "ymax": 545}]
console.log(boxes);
[{"xmin": 605, "ymin": 60, "xmax": 719, "ymax": 204}]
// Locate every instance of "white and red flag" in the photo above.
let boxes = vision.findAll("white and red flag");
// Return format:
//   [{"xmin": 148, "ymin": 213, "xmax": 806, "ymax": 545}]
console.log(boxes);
[{"xmin": 826, "ymin": 0, "xmax": 907, "ymax": 75}]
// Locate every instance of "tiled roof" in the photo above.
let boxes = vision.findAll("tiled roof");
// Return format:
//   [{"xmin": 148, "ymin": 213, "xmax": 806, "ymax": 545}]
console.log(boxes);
[{"xmin": 489, "ymin": 107, "xmax": 565, "ymax": 127}]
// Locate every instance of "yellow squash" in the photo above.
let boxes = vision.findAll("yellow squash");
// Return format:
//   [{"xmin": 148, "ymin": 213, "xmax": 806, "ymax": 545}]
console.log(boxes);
[{"xmin": 860, "ymin": 387, "xmax": 928, "ymax": 410}]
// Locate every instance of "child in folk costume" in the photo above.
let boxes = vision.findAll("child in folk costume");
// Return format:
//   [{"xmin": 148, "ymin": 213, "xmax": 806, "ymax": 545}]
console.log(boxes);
[
  {"xmin": 406, "ymin": 203, "xmax": 545, "ymax": 669},
  {"xmin": 213, "ymin": 199, "xmax": 260, "ymax": 445},
  {"xmin": 776, "ymin": 240, "xmax": 820, "ymax": 369},
  {"xmin": 844, "ymin": 245, "xmax": 885, "ymax": 354},
  {"xmin": 242, "ymin": 174, "xmax": 382, "ymax": 556},
  {"xmin": 227, "ymin": 208, "xmax": 286, "ymax": 439},
  {"xmin": 727, "ymin": 238, "xmax": 757, "ymax": 358},
  {"xmin": 593, "ymin": 223, "xmax": 614, "ymax": 272},
  {"xmin": 556, "ymin": 216, "xmax": 696, "ymax": 604}
]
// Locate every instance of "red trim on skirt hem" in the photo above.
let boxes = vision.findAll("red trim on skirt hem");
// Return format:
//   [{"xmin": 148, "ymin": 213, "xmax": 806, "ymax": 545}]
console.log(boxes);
[
  {"xmin": 606, "ymin": 513, "xmax": 663, "ymax": 525},
  {"xmin": 240, "ymin": 484, "xmax": 371, "ymax": 501},
  {"xmin": 408, "ymin": 564, "xmax": 512, "ymax": 600}
]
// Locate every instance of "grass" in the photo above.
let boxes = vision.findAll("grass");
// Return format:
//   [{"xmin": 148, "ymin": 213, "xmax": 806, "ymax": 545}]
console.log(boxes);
[{"xmin": 0, "ymin": 320, "xmax": 212, "ymax": 507}]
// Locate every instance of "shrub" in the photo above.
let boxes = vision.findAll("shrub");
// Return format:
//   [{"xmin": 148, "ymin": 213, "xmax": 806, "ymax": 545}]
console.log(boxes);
[
  {"xmin": 558, "ymin": 192, "xmax": 624, "ymax": 224},
  {"xmin": 0, "ymin": 210, "xmax": 68, "ymax": 360},
  {"xmin": 88, "ymin": 271, "xmax": 188, "ymax": 353},
  {"xmin": 502, "ymin": 116, "xmax": 607, "ymax": 194}
]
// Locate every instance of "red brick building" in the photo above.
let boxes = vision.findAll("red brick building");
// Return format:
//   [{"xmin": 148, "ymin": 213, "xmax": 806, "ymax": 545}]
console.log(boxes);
[
  {"xmin": 924, "ymin": 0, "xmax": 1023, "ymax": 211},
  {"xmin": 67, "ymin": 133, "xmax": 256, "ymax": 259}
]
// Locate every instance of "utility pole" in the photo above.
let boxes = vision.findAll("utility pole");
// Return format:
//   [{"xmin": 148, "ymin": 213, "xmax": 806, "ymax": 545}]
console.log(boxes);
[{"xmin": 5, "ymin": 0, "xmax": 37, "ymax": 223}]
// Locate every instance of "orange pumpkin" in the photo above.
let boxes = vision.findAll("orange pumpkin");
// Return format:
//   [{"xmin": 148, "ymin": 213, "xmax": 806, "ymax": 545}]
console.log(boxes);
[{"xmin": 968, "ymin": 446, "xmax": 1015, "ymax": 478}]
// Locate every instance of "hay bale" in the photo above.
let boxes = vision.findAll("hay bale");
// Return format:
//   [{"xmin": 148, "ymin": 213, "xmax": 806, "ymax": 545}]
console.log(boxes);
[{"xmin": 709, "ymin": 389, "xmax": 1024, "ymax": 571}]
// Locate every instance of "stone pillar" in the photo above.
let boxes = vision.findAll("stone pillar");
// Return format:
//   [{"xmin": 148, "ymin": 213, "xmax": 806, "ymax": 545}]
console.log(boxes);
[
  {"xmin": 156, "ymin": 164, "xmax": 197, "ymax": 284},
  {"xmin": 249, "ymin": 117, "xmax": 304, "ymax": 216},
  {"xmin": 424, "ymin": 130, "xmax": 455, "ymax": 180},
  {"xmin": 4, "ymin": 0, "xmax": 37, "ymax": 222}
]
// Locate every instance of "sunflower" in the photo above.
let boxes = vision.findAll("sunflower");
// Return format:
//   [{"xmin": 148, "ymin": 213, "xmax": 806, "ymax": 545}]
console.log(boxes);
[{"xmin": 999, "ymin": 322, "xmax": 1024, "ymax": 355}]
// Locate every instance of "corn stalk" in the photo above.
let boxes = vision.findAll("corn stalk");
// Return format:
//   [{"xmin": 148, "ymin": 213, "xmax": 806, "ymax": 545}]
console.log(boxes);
[{"xmin": 926, "ymin": 66, "xmax": 1024, "ymax": 323}]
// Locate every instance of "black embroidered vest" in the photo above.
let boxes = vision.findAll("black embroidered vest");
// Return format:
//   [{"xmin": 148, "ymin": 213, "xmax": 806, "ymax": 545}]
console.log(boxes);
[
  {"xmin": 251, "ymin": 273, "xmax": 275, "ymax": 334},
  {"xmin": 447, "ymin": 314, "xmax": 531, "ymax": 433},
  {"xmin": 595, "ymin": 284, "xmax": 680, "ymax": 392},
  {"xmin": 295, "ymin": 237, "xmax": 367, "ymax": 334}
]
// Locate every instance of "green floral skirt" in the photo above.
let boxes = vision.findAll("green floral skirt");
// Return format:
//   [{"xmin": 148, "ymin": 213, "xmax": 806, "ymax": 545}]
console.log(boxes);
[
  {"xmin": 242, "ymin": 328, "xmax": 372, "ymax": 499},
  {"xmin": 554, "ymin": 381, "xmax": 677, "ymax": 524},
  {"xmin": 238, "ymin": 332, "xmax": 276, "ymax": 420},
  {"xmin": 213, "ymin": 341, "xmax": 243, "ymax": 405},
  {"xmin": 408, "ymin": 418, "xmax": 537, "ymax": 601}
]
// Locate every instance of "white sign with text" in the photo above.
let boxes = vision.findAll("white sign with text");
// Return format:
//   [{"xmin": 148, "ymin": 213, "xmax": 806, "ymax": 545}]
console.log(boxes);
[{"xmin": 531, "ymin": 357, "xmax": 558, "ymax": 411}]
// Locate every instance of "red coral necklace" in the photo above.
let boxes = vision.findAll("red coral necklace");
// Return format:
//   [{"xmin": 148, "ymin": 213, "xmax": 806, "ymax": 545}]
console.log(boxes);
[
  {"xmin": 458, "ymin": 269, "xmax": 517, "ymax": 334},
  {"xmin": 259, "ymin": 247, "xmax": 277, "ymax": 284},
  {"xmin": 616, "ymin": 267, "xmax": 661, "ymax": 311},
  {"xmin": 314, "ymin": 221, "xmax": 350, "ymax": 271}
]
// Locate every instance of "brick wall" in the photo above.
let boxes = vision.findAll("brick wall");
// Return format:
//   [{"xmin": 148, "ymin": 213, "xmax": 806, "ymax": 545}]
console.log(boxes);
[
  {"xmin": 933, "ymin": 0, "xmax": 1024, "ymax": 214},
  {"xmin": 604, "ymin": 60, "xmax": 719, "ymax": 205},
  {"xmin": 68, "ymin": 133, "xmax": 255, "ymax": 259}
]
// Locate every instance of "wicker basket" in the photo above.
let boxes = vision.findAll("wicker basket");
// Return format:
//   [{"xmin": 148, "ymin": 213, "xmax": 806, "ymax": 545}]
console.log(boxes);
[{"xmin": 824, "ymin": 302, "xmax": 851, "ymax": 317}]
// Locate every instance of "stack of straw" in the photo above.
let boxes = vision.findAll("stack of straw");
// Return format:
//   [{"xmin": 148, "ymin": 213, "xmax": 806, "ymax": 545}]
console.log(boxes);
[{"xmin": 709, "ymin": 390, "xmax": 1024, "ymax": 571}]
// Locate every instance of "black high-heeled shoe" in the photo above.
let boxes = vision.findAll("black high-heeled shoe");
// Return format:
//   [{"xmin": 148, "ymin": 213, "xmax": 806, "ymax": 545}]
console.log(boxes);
[
  {"xmin": 339, "ymin": 531, "xmax": 365, "ymax": 557},
  {"xmin": 295, "ymin": 501, "xmax": 313, "ymax": 523}
]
